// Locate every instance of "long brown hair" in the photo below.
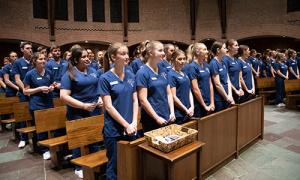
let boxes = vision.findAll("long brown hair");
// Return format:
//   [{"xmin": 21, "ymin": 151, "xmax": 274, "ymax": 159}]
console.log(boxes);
[
  {"xmin": 67, "ymin": 44, "xmax": 84, "ymax": 80},
  {"xmin": 103, "ymin": 42, "xmax": 127, "ymax": 72}
]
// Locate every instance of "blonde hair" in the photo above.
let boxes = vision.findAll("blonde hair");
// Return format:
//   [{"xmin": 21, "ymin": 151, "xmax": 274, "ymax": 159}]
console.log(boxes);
[{"xmin": 103, "ymin": 42, "xmax": 127, "ymax": 72}]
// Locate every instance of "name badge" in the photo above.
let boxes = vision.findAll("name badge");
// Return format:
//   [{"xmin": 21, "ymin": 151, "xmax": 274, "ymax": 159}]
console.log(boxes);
[
  {"xmin": 219, "ymin": 68, "xmax": 223, "ymax": 72},
  {"xmin": 232, "ymin": 62, "xmax": 236, "ymax": 65},
  {"xmin": 151, "ymin": 77, "xmax": 157, "ymax": 80},
  {"xmin": 36, "ymin": 77, "xmax": 42, "ymax": 80},
  {"xmin": 243, "ymin": 66, "xmax": 247, "ymax": 69},
  {"xmin": 53, "ymin": 67, "xmax": 58, "ymax": 70},
  {"xmin": 292, "ymin": 63, "xmax": 296, "ymax": 65},
  {"xmin": 22, "ymin": 66, "xmax": 28, "ymax": 69},
  {"xmin": 110, "ymin": 81, "xmax": 118, "ymax": 85},
  {"xmin": 178, "ymin": 76, "xmax": 183, "ymax": 79},
  {"xmin": 200, "ymin": 70, "xmax": 205, "ymax": 73},
  {"xmin": 167, "ymin": 66, "xmax": 172, "ymax": 69}
]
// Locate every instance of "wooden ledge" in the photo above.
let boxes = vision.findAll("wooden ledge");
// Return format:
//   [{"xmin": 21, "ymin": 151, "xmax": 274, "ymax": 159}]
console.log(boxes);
[{"xmin": 71, "ymin": 150, "xmax": 108, "ymax": 168}]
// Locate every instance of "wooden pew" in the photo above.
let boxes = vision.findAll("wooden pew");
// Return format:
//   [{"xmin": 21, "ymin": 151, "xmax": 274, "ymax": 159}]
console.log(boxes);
[
  {"xmin": 0, "ymin": 97, "xmax": 20, "ymax": 130},
  {"xmin": 236, "ymin": 97, "xmax": 264, "ymax": 155},
  {"xmin": 67, "ymin": 115, "xmax": 106, "ymax": 180},
  {"xmin": 256, "ymin": 78, "xmax": 276, "ymax": 104},
  {"xmin": 284, "ymin": 79, "xmax": 300, "ymax": 109},
  {"xmin": 53, "ymin": 98, "xmax": 66, "ymax": 107},
  {"xmin": 34, "ymin": 106, "xmax": 67, "ymax": 168}
]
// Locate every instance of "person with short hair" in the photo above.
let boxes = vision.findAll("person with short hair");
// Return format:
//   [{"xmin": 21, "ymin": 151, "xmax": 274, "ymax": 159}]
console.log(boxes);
[
  {"xmin": 286, "ymin": 49, "xmax": 299, "ymax": 79},
  {"xmin": 273, "ymin": 53, "xmax": 288, "ymax": 107}
]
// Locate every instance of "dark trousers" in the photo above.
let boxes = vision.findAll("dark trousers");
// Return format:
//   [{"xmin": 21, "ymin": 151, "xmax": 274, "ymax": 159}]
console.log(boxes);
[
  {"xmin": 214, "ymin": 101, "xmax": 230, "ymax": 112},
  {"xmin": 275, "ymin": 78, "xmax": 285, "ymax": 104},
  {"xmin": 104, "ymin": 135, "xmax": 137, "ymax": 180},
  {"xmin": 18, "ymin": 92, "xmax": 29, "ymax": 141}
]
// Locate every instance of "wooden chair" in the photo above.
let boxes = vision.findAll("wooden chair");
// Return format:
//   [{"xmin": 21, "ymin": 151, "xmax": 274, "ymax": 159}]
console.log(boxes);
[
  {"xmin": 67, "ymin": 115, "xmax": 107, "ymax": 180},
  {"xmin": 284, "ymin": 79, "xmax": 300, "ymax": 109},
  {"xmin": 256, "ymin": 78, "xmax": 276, "ymax": 104}
]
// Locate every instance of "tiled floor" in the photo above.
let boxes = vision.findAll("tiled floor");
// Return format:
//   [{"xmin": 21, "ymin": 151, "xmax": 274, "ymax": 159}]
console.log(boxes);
[{"xmin": 0, "ymin": 105, "xmax": 299, "ymax": 180}]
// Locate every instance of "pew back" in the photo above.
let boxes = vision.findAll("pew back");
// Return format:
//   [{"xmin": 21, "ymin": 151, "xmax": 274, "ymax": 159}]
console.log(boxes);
[
  {"xmin": 66, "ymin": 115, "xmax": 104, "ymax": 151},
  {"xmin": 34, "ymin": 106, "xmax": 67, "ymax": 133}
]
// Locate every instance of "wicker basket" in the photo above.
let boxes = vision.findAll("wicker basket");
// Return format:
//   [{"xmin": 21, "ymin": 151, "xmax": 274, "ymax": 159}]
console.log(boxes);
[{"xmin": 144, "ymin": 124, "xmax": 198, "ymax": 153}]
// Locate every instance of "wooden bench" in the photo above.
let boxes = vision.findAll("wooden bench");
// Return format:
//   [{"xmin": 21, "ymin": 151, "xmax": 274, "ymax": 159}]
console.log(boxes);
[
  {"xmin": 0, "ymin": 97, "xmax": 20, "ymax": 131},
  {"xmin": 53, "ymin": 98, "xmax": 66, "ymax": 107},
  {"xmin": 67, "ymin": 115, "xmax": 106, "ymax": 180},
  {"xmin": 284, "ymin": 79, "xmax": 300, "ymax": 109},
  {"xmin": 32, "ymin": 106, "xmax": 67, "ymax": 168},
  {"xmin": 256, "ymin": 78, "xmax": 276, "ymax": 104}
]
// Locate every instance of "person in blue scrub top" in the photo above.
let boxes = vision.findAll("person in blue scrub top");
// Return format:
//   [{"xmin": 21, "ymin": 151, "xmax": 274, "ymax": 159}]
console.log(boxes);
[
  {"xmin": 99, "ymin": 42, "xmax": 138, "ymax": 180},
  {"xmin": 12, "ymin": 42, "xmax": 33, "ymax": 102},
  {"xmin": 60, "ymin": 45, "xmax": 103, "ymax": 179},
  {"xmin": 130, "ymin": 40, "xmax": 149, "ymax": 74},
  {"xmin": 23, "ymin": 52, "xmax": 54, "ymax": 160},
  {"xmin": 158, "ymin": 44, "xmax": 175, "ymax": 73},
  {"xmin": 186, "ymin": 43, "xmax": 214, "ymax": 117},
  {"xmin": 248, "ymin": 49, "xmax": 260, "ymax": 78},
  {"xmin": 261, "ymin": 50, "xmax": 275, "ymax": 78},
  {"xmin": 223, "ymin": 39, "xmax": 244, "ymax": 103},
  {"xmin": 45, "ymin": 45, "xmax": 68, "ymax": 98},
  {"xmin": 3, "ymin": 52, "xmax": 19, "ymax": 97},
  {"xmin": 0, "ymin": 66, "xmax": 6, "ymax": 94},
  {"xmin": 168, "ymin": 50, "xmax": 194, "ymax": 124},
  {"xmin": 237, "ymin": 45, "xmax": 255, "ymax": 102},
  {"xmin": 87, "ymin": 49, "xmax": 99, "ymax": 71},
  {"xmin": 12, "ymin": 42, "xmax": 33, "ymax": 148},
  {"xmin": 273, "ymin": 53, "xmax": 289, "ymax": 107},
  {"xmin": 63, "ymin": 51, "xmax": 71, "ymax": 62},
  {"xmin": 210, "ymin": 41, "xmax": 235, "ymax": 112},
  {"xmin": 286, "ymin": 49, "xmax": 300, "ymax": 80},
  {"xmin": 136, "ymin": 41, "xmax": 175, "ymax": 132}
]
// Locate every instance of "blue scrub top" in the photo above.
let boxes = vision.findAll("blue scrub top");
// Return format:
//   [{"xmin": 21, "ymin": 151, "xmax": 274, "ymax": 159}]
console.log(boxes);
[
  {"xmin": 99, "ymin": 70, "xmax": 136, "ymax": 137},
  {"xmin": 223, "ymin": 55, "xmax": 241, "ymax": 90},
  {"xmin": 209, "ymin": 58, "xmax": 229, "ymax": 102},
  {"xmin": 23, "ymin": 69, "xmax": 54, "ymax": 111},
  {"xmin": 12, "ymin": 57, "xmax": 32, "ymax": 81},
  {"xmin": 45, "ymin": 59, "xmax": 68, "ymax": 83},
  {"xmin": 286, "ymin": 59, "xmax": 299, "ymax": 79},
  {"xmin": 125, "ymin": 65, "xmax": 134, "ymax": 74},
  {"xmin": 130, "ymin": 58, "xmax": 144, "ymax": 74},
  {"xmin": 248, "ymin": 56, "xmax": 259, "ymax": 71},
  {"xmin": 239, "ymin": 59, "xmax": 253, "ymax": 90},
  {"xmin": 168, "ymin": 69, "xmax": 191, "ymax": 118},
  {"xmin": 274, "ymin": 62, "xmax": 288, "ymax": 80},
  {"xmin": 0, "ymin": 69, "xmax": 5, "ymax": 93},
  {"xmin": 297, "ymin": 57, "xmax": 300, "ymax": 72},
  {"xmin": 89, "ymin": 59, "xmax": 99, "ymax": 70},
  {"xmin": 158, "ymin": 60, "xmax": 172, "ymax": 74},
  {"xmin": 46, "ymin": 59, "xmax": 69, "ymax": 97},
  {"xmin": 61, "ymin": 67, "xmax": 100, "ymax": 119},
  {"xmin": 2, "ymin": 64, "xmax": 17, "ymax": 96},
  {"xmin": 186, "ymin": 61, "xmax": 211, "ymax": 104},
  {"xmin": 136, "ymin": 65, "xmax": 170, "ymax": 123}
]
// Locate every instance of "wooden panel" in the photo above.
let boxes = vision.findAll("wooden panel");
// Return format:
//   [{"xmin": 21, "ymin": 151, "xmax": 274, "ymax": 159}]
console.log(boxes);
[
  {"xmin": 0, "ymin": 96, "xmax": 19, "ymax": 103},
  {"xmin": 182, "ymin": 120, "xmax": 198, "ymax": 130},
  {"xmin": 34, "ymin": 106, "xmax": 67, "ymax": 133},
  {"xmin": 66, "ymin": 115, "xmax": 104, "ymax": 150},
  {"xmin": 0, "ymin": 102, "xmax": 14, "ymax": 115},
  {"xmin": 198, "ymin": 106, "xmax": 238, "ymax": 174},
  {"xmin": 257, "ymin": 78, "xmax": 275, "ymax": 89},
  {"xmin": 118, "ymin": 138, "xmax": 145, "ymax": 180},
  {"xmin": 53, "ymin": 98, "xmax": 66, "ymax": 107},
  {"xmin": 284, "ymin": 79, "xmax": 300, "ymax": 93},
  {"xmin": 13, "ymin": 102, "xmax": 32, "ymax": 122},
  {"xmin": 237, "ymin": 97, "xmax": 263, "ymax": 150}
]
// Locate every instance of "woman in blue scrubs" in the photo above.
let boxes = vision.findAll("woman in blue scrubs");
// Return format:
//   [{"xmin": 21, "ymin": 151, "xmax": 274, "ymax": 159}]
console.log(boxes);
[
  {"xmin": 223, "ymin": 39, "xmax": 244, "ymax": 103},
  {"xmin": 274, "ymin": 53, "xmax": 289, "ymax": 107},
  {"xmin": 3, "ymin": 52, "xmax": 19, "ymax": 97},
  {"xmin": 136, "ymin": 41, "xmax": 175, "ymax": 132},
  {"xmin": 130, "ymin": 40, "xmax": 149, "ymax": 74},
  {"xmin": 286, "ymin": 49, "xmax": 299, "ymax": 80},
  {"xmin": 186, "ymin": 43, "xmax": 214, "ymax": 117},
  {"xmin": 237, "ymin": 45, "xmax": 255, "ymax": 102},
  {"xmin": 168, "ymin": 49, "xmax": 194, "ymax": 124},
  {"xmin": 210, "ymin": 41, "xmax": 234, "ymax": 112},
  {"xmin": 60, "ymin": 45, "xmax": 103, "ymax": 178},
  {"xmin": 23, "ymin": 52, "xmax": 54, "ymax": 160},
  {"xmin": 99, "ymin": 42, "xmax": 138, "ymax": 180}
]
